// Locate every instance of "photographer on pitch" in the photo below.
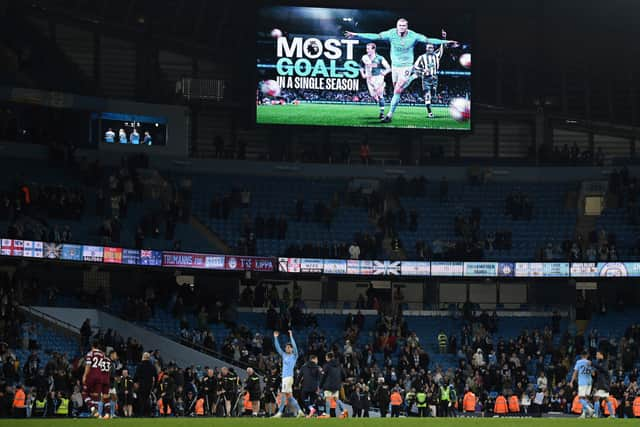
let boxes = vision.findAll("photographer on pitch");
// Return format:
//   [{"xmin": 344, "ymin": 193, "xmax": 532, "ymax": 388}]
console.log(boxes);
[
  {"xmin": 219, "ymin": 367, "xmax": 239, "ymax": 416},
  {"xmin": 264, "ymin": 367, "xmax": 280, "ymax": 416}
]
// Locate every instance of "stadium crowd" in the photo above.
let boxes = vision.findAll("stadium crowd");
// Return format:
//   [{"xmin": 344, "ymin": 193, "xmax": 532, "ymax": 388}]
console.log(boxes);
[{"xmin": 0, "ymin": 268, "xmax": 640, "ymax": 418}]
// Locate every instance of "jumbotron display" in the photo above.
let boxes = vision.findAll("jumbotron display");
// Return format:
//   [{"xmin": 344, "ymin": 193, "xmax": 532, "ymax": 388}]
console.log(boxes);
[{"xmin": 256, "ymin": 6, "xmax": 472, "ymax": 130}]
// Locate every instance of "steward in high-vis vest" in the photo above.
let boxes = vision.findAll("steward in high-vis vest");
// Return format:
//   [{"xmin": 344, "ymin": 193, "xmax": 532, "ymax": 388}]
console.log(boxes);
[
  {"xmin": 494, "ymin": 394, "xmax": 508, "ymax": 415},
  {"xmin": 439, "ymin": 384, "xmax": 451, "ymax": 417},
  {"xmin": 195, "ymin": 397, "xmax": 205, "ymax": 416},
  {"xmin": 572, "ymin": 395, "xmax": 582, "ymax": 414},
  {"xmin": 463, "ymin": 390, "xmax": 476, "ymax": 413},
  {"xmin": 633, "ymin": 395, "xmax": 640, "ymax": 418},
  {"xmin": 55, "ymin": 396, "xmax": 69, "ymax": 416},
  {"xmin": 508, "ymin": 395, "xmax": 520, "ymax": 414},
  {"xmin": 416, "ymin": 389, "xmax": 428, "ymax": 417},
  {"xmin": 12, "ymin": 385, "xmax": 26, "ymax": 418}
]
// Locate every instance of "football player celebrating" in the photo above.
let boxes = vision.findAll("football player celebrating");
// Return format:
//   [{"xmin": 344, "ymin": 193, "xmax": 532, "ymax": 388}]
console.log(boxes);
[{"xmin": 346, "ymin": 19, "xmax": 455, "ymax": 123}]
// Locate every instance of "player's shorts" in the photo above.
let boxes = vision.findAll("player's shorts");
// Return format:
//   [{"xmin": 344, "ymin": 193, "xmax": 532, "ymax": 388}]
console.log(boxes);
[
  {"xmin": 422, "ymin": 75, "xmax": 438, "ymax": 93},
  {"xmin": 323, "ymin": 390, "xmax": 339, "ymax": 399},
  {"xmin": 281, "ymin": 376, "xmax": 294, "ymax": 394},
  {"xmin": 593, "ymin": 389, "xmax": 609, "ymax": 398},
  {"xmin": 85, "ymin": 375, "xmax": 110, "ymax": 395},
  {"xmin": 249, "ymin": 391, "xmax": 261, "ymax": 401},
  {"xmin": 578, "ymin": 385, "xmax": 592, "ymax": 397},
  {"xmin": 392, "ymin": 66, "xmax": 414, "ymax": 85},
  {"xmin": 224, "ymin": 391, "xmax": 237, "ymax": 401},
  {"xmin": 366, "ymin": 75, "xmax": 385, "ymax": 96}
]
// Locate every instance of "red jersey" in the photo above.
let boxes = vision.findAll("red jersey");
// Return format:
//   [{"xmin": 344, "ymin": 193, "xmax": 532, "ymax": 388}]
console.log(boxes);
[{"xmin": 84, "ymin": 349, "xmax": 111, "ymax": 383}]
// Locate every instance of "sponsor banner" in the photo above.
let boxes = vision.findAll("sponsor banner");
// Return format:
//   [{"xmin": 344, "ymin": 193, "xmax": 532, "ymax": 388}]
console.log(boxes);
[
  {"xmin": 464, "ymin": 262, "xmax": 498, "ymax": 277},
  {"xmin": 346, "ymin": 259, "xmax": 361, "ymax": 275},
  {"xmin": 122, "ymin": 249, "xmax": 140, "ymax": 265},
  {"xmin": 323, "ymin": 259, "xmax": 347, "ymax": 274},
  {"xmin": 569, "ymin": 262, "xmax": 598, "ymax": 277},
  {"xmin": 359, "ymin": 260, "xmax": 374, "ymax": 275},
  {"xmin": 498, "ymin": 262, "xmax": 515, "ymax": 277},
  {"xmin": 400, "ymin": 261, "xmax": 430, "ymax": 276},
  {"xmin": 44, "ymin": 243, "xmax": 62, "ymax": 259},
  {"xmin": 23, "ymin": 241, "xmax": 44, "ymax": 258},
  {"xmin": 224, "ymin": 256, "xmax": 275, "ymax": 272},
  {"xmin": 372, "ymin": 260, "xmax": 401, "ymax": 275},
  {"xmin": 103, "ymin": 247, "xmax": 123, "ymax": 264},
  {"xmin": 61, "ymin": 244, "xmax": 83, "ymax": 261},
  {"xmin": 162, "ymin": 251, "xmax": 208, "ymax": 268},
  {"xmin": 1, "ymin": 239, "xmax": 24, "ymax": 256},
  {"xmin": 300, "ymin": 258, "xmax": 324, "ymax": 273},
  {"xmin": 82, "ymin": 245, "xmax": 104, "ymax": 262},
  {"xmin": 140, "ymin": 250, "xmax": 163, "ymax": 266},
  {"xmin": 279, "ymin": 257, "xmax": 301, "ymax": 273},
  {"xmin": 431, "ymin": 261, "xmax": 464, "ymax": 276},
  {"xmin": 516, "ymin": 262, "xmax": 570, "ymax": 277}
]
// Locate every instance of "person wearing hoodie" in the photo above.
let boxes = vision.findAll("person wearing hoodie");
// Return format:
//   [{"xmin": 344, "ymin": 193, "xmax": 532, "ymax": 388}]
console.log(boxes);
[
  {"xmin": 320, "ymin": 352, "xmax": 346, "ymax": 418},
  {"xmin": 299, "ymin": 354, "xmax": 322, "ymax": 417}
]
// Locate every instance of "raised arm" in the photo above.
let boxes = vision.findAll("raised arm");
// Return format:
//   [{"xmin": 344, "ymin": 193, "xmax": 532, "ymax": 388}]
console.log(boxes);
[
  {"xmin": 415, "ymin": 31, "xmax": 456, "ymax": 46},
  {"xmin": 273, "ymin": 331, "xmax": 284, "ymax": 357},
  {"xmin": 288, "ymin": 330, "xmax": 298, "ymax": 357},
  {"xmin": 436, "ymin": 29, "xmax": 446, "ymax": 59},
  {"xmin": 345, "ymin": 29, "xmax": 390, "ymax": 41}
]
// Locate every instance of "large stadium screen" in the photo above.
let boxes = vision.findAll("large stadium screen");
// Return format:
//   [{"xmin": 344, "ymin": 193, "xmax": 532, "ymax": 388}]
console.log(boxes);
[{"xmin": 256, "ymin": 6, "xmax": 472, "ymax": 130}]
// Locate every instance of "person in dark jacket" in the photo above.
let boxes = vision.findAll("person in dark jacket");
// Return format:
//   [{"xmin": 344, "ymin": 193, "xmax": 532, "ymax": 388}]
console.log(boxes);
[
  {"xmin": 133, "ymin": 352, "xmax": 156, "ymax": 416},
  {"xmin": 320, "ymin": 352, "xmax": 346, "ymax": 417},
  {"xmin": 593, "ymin": 351, "xmax": 615, "ymax": 418},
  {"xmin": 350, "ymin": 385, "xmax": 362, "ymax": 417},
  {"xmin": 158, "ymin": 369, "xmax": 176, "ymax": 416},
  {"xmin": 299, "ymin": 355, "xmax": 322, "ymax": 416},
  {"xmin": 245, "ymin": 368, "xmax": 261, "ymax": 416},
  {"xmin": 375, "ymin": 377, "xmax": 390, "ymax": 418}
]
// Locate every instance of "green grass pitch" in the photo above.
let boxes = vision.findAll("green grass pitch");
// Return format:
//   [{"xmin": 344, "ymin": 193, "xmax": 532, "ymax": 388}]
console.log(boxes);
[
  {"xmin": 1, "ymin": 417, "xmax": 637, "ymax": 426},
  {"xmin": 257, "ymin": 103, "xmax": 470, "ymax": 130}
]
